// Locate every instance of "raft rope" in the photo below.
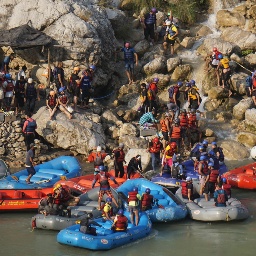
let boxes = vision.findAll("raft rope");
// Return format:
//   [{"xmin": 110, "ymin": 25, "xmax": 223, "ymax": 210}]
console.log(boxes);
[
  {"xmin": 92, "ymin": 86, "xmax": 115, "ymax": 100},
  {"xmin": 233, "ymin": 60, "xmax": 253, "ymax": 74}
]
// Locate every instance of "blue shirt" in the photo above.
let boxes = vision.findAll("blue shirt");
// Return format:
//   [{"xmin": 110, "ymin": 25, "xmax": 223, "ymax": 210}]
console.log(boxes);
[
  {"xmin": 214, "ymin": 189, "xmax": 228, "ymax": 207},
  {"xmin": 139, "ymin": 112, "xmax": 157, "ymax": 126}
]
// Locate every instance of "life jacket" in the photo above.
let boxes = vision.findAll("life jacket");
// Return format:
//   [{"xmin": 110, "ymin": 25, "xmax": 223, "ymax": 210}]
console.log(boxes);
[
  {"xmin": 188, "ymin": 87, "xmax": 198, "ymax": 100},
  {"xmin": 16, "ymin": 81, "xmax": 26, "ymax": 94},
  {"xmin": 245, "ymin": 76, "xmax": 252, "ymax": 88},
  {"xmin": 6, "ymin": 80, "xmax": 14, "ymax": 92},
  {"xmin": 81, "ymin": 76, "xmax": 90, "ymax": 90},
  {"xmin": 222, "ymin": 184, "xmax": 231, "ymax": 198},
  {"xmin": 179, "ymin": 114, "xmax": 188, "ymax": 127},
  {"xmin": 149, "ymin": 141, "xmax": 161, "ymax": 153},
  {"xmin": 216, "ymin": 190, "xmax": 226, "ymax": 204},
  {"xmin": 221, "ymin": 58, "xmax": 229, "ymax": 69},
  {"xmin": 200, "ymin": 161, "xmax": 208, "ymax": 176},
  {"xmin": 102, "ymin": 203, "xmax": 113, "ymax": 217},
  {"xmin": 188, "ymin": 113, "xmax": 197, "ymax": 128},
  {"xmin": 48, "ymin": 95, "xmax": 57, "ymax": 107},
  {"xmin": 171, "ymin": 126, "xmax": 181, "ymax": 139},
  {"xmin": 26, "ymin": 83, "xmax": 37, "ymax": 98},
  {"xmin": 99, "ymin": 172, "xmax": 110, "ymax": 187},
  {"xmin": 253, "ymin": 77, "xmax": 256, "ymax": 90},
  {"xmin": 181, "ymin": 181, "xmax": 190, "ymax": 197},
  {"xmin": 168, "ymin": 85, "xmax": 180, "ymax": 101},
  {"xmin": 61, "ymin": 188, "xmax": 71, "ymax": 202},
  {"xmin": 141, "ymin": 193, "xmax": 153, "ymax": 207},
  {"xmin": 166, "ymin": 146, "xmax": 176, "ymax": 157},
  {"xmin": 167, "ymin": 25, "xmax": 177, "ymax": 39},
  {"xmin": 145, "ymin": 13, "xmax": 156, "ymax": 25},
  {"xmin": 115, "ymin": 149, "xmax": 125, "ymax": 163},
  {"xmin": 94, "ymin": 153, "xmax": 104, "ymax": 167},
  {"xmin": 25, "ymin": 119, "xmax": 37, "ymax": 133},
  {"xmin": 115, "ymin": 215, "xmax": 127, "ymax": 230},
  {"xmin": 128, "ymin": 191, "xmax": 139, "ymax": 203},
  {"xmin": 147, "ymin": 83, "xmax": 157, "ymax": 101},
  {"xmin": 160, "ymin": 118, "xmax": 169, "ymax": 132},
  {"xmin": 123, "ymin": 47, "xmax": 134, "ymax": 61},
  {"xmin": 212, "ymin": 51, "xmax": 221, "ymax": 61},
  {"xmin": 59, "ymin": 94, "xmax": 68, "ymax": 104},
  {"xmin": 209, "ymin": 169, "xmax": 219, "ymax": 183}
]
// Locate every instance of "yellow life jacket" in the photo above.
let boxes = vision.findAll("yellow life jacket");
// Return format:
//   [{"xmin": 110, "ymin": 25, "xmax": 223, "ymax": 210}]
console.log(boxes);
[
  {"xmin": 221, "ymin": 58, "xmax": 229, "ymax": 69},
  {"xmin": 188, "ymin": 87, "xmax": 198, "ymax": 100}
]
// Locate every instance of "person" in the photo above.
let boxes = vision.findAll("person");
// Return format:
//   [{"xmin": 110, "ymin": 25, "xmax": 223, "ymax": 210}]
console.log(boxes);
[
  {"xmin": 170, "ymin": 118, "xmax": 182, "ymax": 150},
  {"xmin": 25, "ymin": 78, "xmax": 40, "ymax": 114},
  {"xmin": 139, "ymin": 108, "xmax": 157, "ymax": 126},
  {"xmin": 168, "ymin": 81, "xmax": 183, "ymax": 108},
  {"xmin": 0, "ymin": 78, "xmax": 4, "ymax": 109},
  {"xmin": 161, "ymin": 141, "xmax": 178, "ymax": 176},
  {"xmin": 92, "ymin": 166, "xmax": 119, "ymax": 210},
  {"xmin": 214, "ymin": 183, "xmax": 228, "ymax": 207},
  {"xmin": 111, "ymin": 209, "xmax": 128, "ymax": 232},
  {"xmin": 128, "ymin": 187, "xmax": 141, "ymax": 226},
  {"xmin": 88, "ymin": 65, "xmax": 96, "ymax": 82},
  {"xmin": 167, "ymin": 102, "xmax": 179, "ymax": 120},
  {"xmin": 251, "ymin": 71, "xmax": 256, "ymax": 106},
  {"xmin": 187, "ymin": 80, "xmax": 201, "ymax": 110},
  {"xmin": 209, "ymin": 141, "xmax": 225, "ymax": 164},
  {"xmin": 3, "ymin": 73, "xmax": 15, "ymax": 111},
  {"xmin": 139, "ymin": 83, "xmax": 149, "ymax": 115},
  {"xmin": 203, "ymin": 162, "xmax": 220, "ymax": 201},
  {"xmin": 159, "ymin": 113, "xmax": 171, "ymax": 149},
  {"xmin": 15, "ymin": 75, "xmax": 26, "ymax": 114},
  {"xmin": 102, "ymin": 197, "xmax": 114, "ymax": 221},
  {"xmin": 3, "ymin": 50, "xmax": 14, "ymax": 72},
  {"xmin": 148, "ymin": 137, "xmax": 163, "ymax": 172},
  {"xmin": 113, "ymin": 143, "xmax": 126, "ymax": 178},
  {"xmin": 25, "ymin": 143, "xmax": 36, "ymax": 183},
  {"xmin": 179, "ymin": 109, "xmax": 189, "ymax": 149},
  {"xmin": 55, "ymin": 61, "xmax": 65, "ymax": 89},
  {"xmin": 181, "ymin": 177, "xmax": 194, "ymax": 202},
  {"xmin": 87, "ymin": 146, "xmax": 108, "ymax": 172},
  {"xmin": 141, "ymin": 188, "xmax": 154, "ymax": 211},
  {"xmin": 127, "ymin": 155, "xmax": 143, "ymax": 179},
  {"xmin": 23, "ymin": 112, "xmax": 37, "ymax": 151},
  {"xmin": 121, "ymin": 42, "xmax": 138, "ymax": 85},
  {"xmin": 147, "ymin": 78, "xmax": 159, "ymax": 112},
  {"xmin": 46, "ymin": 90, "xmax": 58, "ymax": 120},
  {"xmin": 79, "ymin": 69, "xmax": 92, "ymax": 108},
  {"xmin": 58, "ymin": 87, "xmax": 72, "ymax": 119},
  {"xmin": 197, "ymin": 155, "xmax": 209, "ymax": 195},
  {"xmin": 141, "ymin": 8, "xmax": 157, "ymax": 46},
  {"xmin": 69, "ymin": 66, "xmax": 80, "ymax": 111},
  {"xmin": 163, "ymin": 19, "xmax": 179, "ymax": 55},
  {"xmin": 171, "ymin": 154, "xmax": 185, "ymax": 179},
  {"xmin": 79, "ymin": 213, "xmax": 102, "ymax": 236},
  {"xmin": 38, "ymin": 193, "xmax": 58, "ymax": 216},
  {"xmin": 17, "ymin": 65, "xmax": 27, "ymax": 81},
  {"xmin": 221, "ymin": 177, "xmax": 231, "ymax": 198}
]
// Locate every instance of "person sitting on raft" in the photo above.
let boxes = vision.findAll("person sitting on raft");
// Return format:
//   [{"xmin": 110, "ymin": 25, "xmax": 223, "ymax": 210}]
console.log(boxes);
[
  {"xmin": 127, "ymin": 154, "xmax": 143, "ymax": 179},
  {"xmin": 111, "ymin": 209, "xmax": 128, "ymax": 232},
  {"xmin": 38, "ymin": 193, "xmax": 58, "ymax": 216},
  {"xmin": 214, "ymin": 183, "xmax": 228, "ymax": 207},
  {"xmin": 128, "ymin": 187, "xmax": 141, "ymax": 226},
  {"xmin": 141, "ymin": 188, "xmax": 154, "ymax": 211},
  {"xmin": 221, "ymin": 177, "xmax": 231, "ymax": 198},
  {"xmin": 181, "ymin": 177, "xmax": 194, "ymax": 202},
  {"xmin": 102, "ymin": 197, "xmax": 114, "ymax": 221},
  {"xmin": 79, "ymin": 213, "xmax": 102, "ymax": 236}
]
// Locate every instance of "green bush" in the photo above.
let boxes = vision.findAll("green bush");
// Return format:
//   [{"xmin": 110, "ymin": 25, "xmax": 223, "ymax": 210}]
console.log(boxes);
[{"xmin": 241, "ymin": 49, "xmax": 254, "ymax": 56}]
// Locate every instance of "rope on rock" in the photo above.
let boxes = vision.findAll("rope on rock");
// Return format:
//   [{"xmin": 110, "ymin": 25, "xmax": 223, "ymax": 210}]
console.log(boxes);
[{"xmin": 92, "ymin": 86, "xmax": 115, "ymax": 100}]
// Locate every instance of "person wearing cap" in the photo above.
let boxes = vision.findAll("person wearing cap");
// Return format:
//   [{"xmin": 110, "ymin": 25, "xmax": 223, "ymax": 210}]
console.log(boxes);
[
  {"xmin": 139, "ymin": 108, "xmax": 157, "ymax": 126},
  {"xmin": 121, "ymin": 42, "xmax": 138, "ymax": 85},
  {"xmin": 197, "ymin": 155, "xmax": 209, "ymax": 195},
  {"xmin": 141, "ymin": 7, "xmax": 157, "ymax": 46},
  {"xmin": 69, "ymin": 66, "xmax": 80, "ymax": 111},
  {"xmin": 23, "ymin": 112, "xmax": 37, "ymax": 151},
  {"xmin": 168, "ymin": 81, "xmax": 183, "ymax": 108},
  {"xmin": 171, "ymin": 154, "xmax": 185, "ymax": 179},
  {"xmin": 46, "ymin": 90, "xmax": 58, "ymax": 120},
  {"xmin": 58, "ymin": 87, "xmax": 72, "ymax": 119},
  {"xmin": 113, "ymin": 143, "xmax": 126, "ymax": 178},
  {"xmin": 181, "ymin": 177, "xmax": 194, "ymax": 202},
  {"xmin": 25, "ymin": 143, "xmax": 37, "ymax": 183},
  {"xmin": 87, "ymin": 146, "xmax": 108, "ymax": 173},
  {"xmin": 127, "ymin": 155, "xmax": 143, "ymax": 179},
  {"xmin": 24, "ymin": 78, "xmax": 39, "ymax": 114},
  {"xmin": 147, "ymin": 77, "xmax": 159, "ymax": 112},
  {"xmin": 79, "ymin": 213, "xmax": 102, "ymax": 235},
  {"xmin": 148, "ymin": 137, "xmax": 163, "ymax": 172}
]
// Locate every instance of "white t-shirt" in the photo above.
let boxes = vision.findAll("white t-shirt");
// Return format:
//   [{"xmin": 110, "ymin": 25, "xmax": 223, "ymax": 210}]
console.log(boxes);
[{"xmin": 3, "ymin": 80, "xmax": 15, "ymax": 97}]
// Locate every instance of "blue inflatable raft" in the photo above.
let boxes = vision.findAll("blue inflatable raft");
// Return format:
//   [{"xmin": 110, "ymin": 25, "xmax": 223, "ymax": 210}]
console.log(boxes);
[
  {"xmin": 0, "ymin": 156, "xmax": 81, "ymax": 189},
  {"xmin": 117, "ymin": 178, "xmax": 187, "ymax": 222},
  {"xmin": 57, "ymin": 211, "xmax": 152, "ymax": 250}
]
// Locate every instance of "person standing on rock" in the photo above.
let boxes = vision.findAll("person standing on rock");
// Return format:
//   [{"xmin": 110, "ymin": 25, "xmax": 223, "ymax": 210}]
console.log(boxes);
[
  {"xmin": 58, "ymin": 87, "xmax": 72, "ymax": 119},
  {"xmin": 147, "ymin": 78, "xmax": 159, "ymax": 112},
  {"xmin": 121, "ymin": 42, "xmax": 138, "ymax": 85},
  {"xmin": 25, "ymin": 78, "xmax": 39, "ymax": 114},
  {"xmin": 15, "ymin": 75, "xmax": 26, "ymax": 115},
  {"xmin": 25, "ymin": 143, "xmax": 37, "ymax": 184},
  {"xmin": 113, "ymin": 143, "xmax": 126, "ymax": 178},
  {"xmin": 251, "ymin": 71, "xmax": 256, "ymax": 107},
  {"xmin": 79, "ymin": 69, "xmax": 92, "ymax": 109},
  {"xmin": 23, "ymin": 112, "xmax": 37, "ymax": 151},
  {"xmin": 46, "ymin": 90, "xmax": 58, "ymax": 120},
  {"xmin": 139, "ymin": 83, "xmax": 149, "ymax": 115},
  {"xmin": 55, "ymin": 61, "xmax": 65, "ymax": 90},
  {"xmin": 3, "ymin": 73, "xmax": 15, "ymax": 111},
  {"xmin": 69, "ymin": 66, "xmax": 81, "ymax": 111},
  {"xmin": 163, "ymin": 20, "xmax": 179, "ymax": 56},
  {"xmin": 148, "ymin": 137, "xmax": 163, "ymax": 172},
  {"xmin": 187, "ymin": 80, "xmax": 201, "ymax": 110}
]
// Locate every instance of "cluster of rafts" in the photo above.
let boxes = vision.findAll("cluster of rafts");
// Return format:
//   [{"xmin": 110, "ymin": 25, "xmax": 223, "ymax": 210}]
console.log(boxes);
[{"xmin": 0, "ymin": 155, "xmax": 253, "ymax": 251}]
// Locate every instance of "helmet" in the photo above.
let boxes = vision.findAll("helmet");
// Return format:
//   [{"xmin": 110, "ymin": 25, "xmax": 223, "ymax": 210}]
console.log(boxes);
[
  {"xmin": 222, "ymin": 177, "xmax": 227, "ymax": 183},
  {"xmin": 211, "ymin": 142, "xmax": 217, "ymax": 146},
  {"xmin": 119, "ymin": 143, "xmax": 124, "ymax": 148},
  {"xmin": 190, "ymin": 80, "xmax": 195, "ymax": 85},
  {"xmin": 208, "ymin": 162, "xmax": 214, "ymax": 167},
  {"xmin": 145, "ymin": 188, "xmax": 151, "ymax": 194},
  {"xmin": 53, "ymin": 184, "xmax": 62, "ymax": 191},
  {"xmin": 59, "ymin": 87, "xmax": 65, "ymax": 93},
  {"xmin": 5, "ymin": 73, "xmax": 11, "ymax": 79},
  {"xmin": 106, "ymin": 197, "xmax": 112, "ymax": 203},
  {"xmin": 153, "ymin": 137, "xmax": 159, "ymax": 143},
  {"xmin": 124, "ymin": 42, "xmax": 130, "ymax": 48},
  {"xmin": 218, "ymin": 54, "xmax": 223, "ymax": 59},
  {"xmin": 133, "ymin": 187, "xmax": 138, "ymax": 192},
  {"xmin": 87, "ymin": 213, "xmax": 93, "ymax": 218},
  {"xmin": 186, "ymin": 177, "xmax": 192, "ymax": 182},
  {"xmin": 199, "ymin": 146, "xmax": 204, "ymax": 150},
  {"xmin": 200, "ymin": 155, "xmax": 207, "ymax": 161},
  {"xmin": 177, "ymin": 81, "xmax": 183, "ymax": 87},
  {"xmin": 28, "ymin": 78, "xmax": 33, "ymax": 83},
  {"xmin": 186, "ymin": 82, "xmax": 191, "ymax": 87},
  {"xmin": 99, "ymin": 165, "xmax": 105, "ymax": 172},
  {"xmin": 202, "ymin": 140, "xmax": 208, "ymax": 145},
  {"xmin": 153, "ymin": 78, "xmax": 159, "ymax": 83},
  {"xmin": 213, "ymin": 47, "xmax": 217, "ymax": 52},
  {"xmin": 174, "ymin": 118, "xmax": 180, "ymax": 124},
  {"xmin": 89, "ymin": 65, "xmax": 96, "ymax": 71},
  {"xmin": 190, "ymin": 109, "xmax": 196, "ymax": 113},
  {"xmin": 170, "ymin": 142, "xmax": 177, "ymax": 148},
  {"xmin": 118, "ymin": 209, "xmax": 124, "ymax": 215},
  {"xmin": 96, "ymin": 146, "xmax": 101, "ymax": 152},
  {"xmin": 151, "ymin": 7, "xmax": 157, "ymax": 13},
  {"xmin": 74, "ymin": 67, "xmax": 80, "ymax": 71}
]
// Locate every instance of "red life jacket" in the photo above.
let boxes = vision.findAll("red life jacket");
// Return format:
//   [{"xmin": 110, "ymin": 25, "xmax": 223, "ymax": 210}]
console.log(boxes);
[
  {"xmin": 171, "ymin": 126, "xmax": 181, "ymax": 139},
  {"xmin": 6, "ymin": 81, "xmax": 14, "ymax": 92},
  {"xmin": 252, "ymin": 77, "xmax": 256, "ymax": 89},
  {"xmin": 179, "ymin": 114, "xmax": 188, "ymax": 127},
  {"xmin": 200, "ymin": 161, "xmax": 208, "ymax": 175},
  {"xmin": 115, "ymin": 149, "xmax": 125, "ymax": 163},
  {"xmin": 59, "ymin": 95, "xmax": 68, "ymax": 104},
  {"xmin": 209, "ymin": 169, "xmax": 219, "ymax": 183},
  {"xmin": 141, "ymin": 193, "xmax": 153, "ymax": 207},
  {"xmin": 128, "ymin": 191, "xmax": 139, "ymax": 203},
  {"xmin": 94, "ymin": 153, "xmax": 104, "ymax": 167},
  {"xmin": 149, "ymin": 142, "xmax": 161, "ymax": 153},
  {"xmin": 102, "ymin": 203, "xmax": 113, "ymax": 217},
  {"xmin": 98, "ymin": 172, "xmax": 110, "ymax": 187},
  {"xmin": 53, "ymin": 193, "xmax": 61, "ymax": 205},
  {"xmin": 188, "ymin": 113, "xmax": 197, "ymax": 128},
  {"xmin": 181, "ymin": 182, "xmax": 189, "ymax": 197},
  {"xmin": 166, "ymin": 146, "xmax": 176, "ymax": 157},
  {"xmin": 48, "ymin": 95, "xmax": 57, "ymax": 107},
  {"xmin": 222, "ymin": 184, "xmax": 231, "ymax": 197},
  {"xmin": 160, "ymin": 118, "xmax": 169, "ymax": 132},
  {"xmin": 216, "ymin": 190, "xmax": 226, "ymax": 204},
  {"xmin": 115, "ymin": 215, "xmax": 127, "ymax": 230}
]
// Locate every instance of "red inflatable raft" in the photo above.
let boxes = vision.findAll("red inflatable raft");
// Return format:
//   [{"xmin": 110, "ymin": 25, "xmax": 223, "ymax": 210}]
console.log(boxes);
[{"xmin": 222, "ymin": 162, "xmax": 256, "ymax": 190}]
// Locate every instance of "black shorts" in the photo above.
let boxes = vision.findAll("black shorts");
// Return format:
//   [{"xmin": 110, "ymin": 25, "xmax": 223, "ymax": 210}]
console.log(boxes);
[
  {"xmin": 204, "ymin": 182, "xmax": 215, "ymax": 194},
  {"xmin": 27, "ymin": 166, "xmax": 36, "ymax": 176},
  {"xmin": 165, "ymin": 38, "xmax": 175, "ymax": 46},
  {"xmin": 74, "ymin": 87, "xmax": 80, "ymax": 97},
  {"xmin": 251, "ymin": 90, "xmax": 256, "ymax": 97},
  {"xmin": 162, "ymin": 131, "xmax": 169, "ymax": 141}
]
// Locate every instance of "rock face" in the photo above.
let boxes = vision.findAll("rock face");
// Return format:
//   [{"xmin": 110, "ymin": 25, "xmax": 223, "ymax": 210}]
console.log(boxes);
[
  {"xmin": 220, "ymin": 140, "xmax": 249, "ymax": 160},
  {"xmin": 125, "ymin": 148, "xmax": 151, "ymax": 171},
  {"xmin": 216, "ymin": 10, "xmax": 246, "ymax": 27},
  {"xmin": 237, "ymin": 132, "xmax": 256, "ymax": 147},
  {"xmin": 33, "ymin": 107, "xmax": 106, "ymax": 154},
  {"xmin": 233, "ymin": 98, "xmax": 253, "ymax": 120},
  {"xmin": 143, "ymin": 56, "xmax": 166, "ymax": 75}
]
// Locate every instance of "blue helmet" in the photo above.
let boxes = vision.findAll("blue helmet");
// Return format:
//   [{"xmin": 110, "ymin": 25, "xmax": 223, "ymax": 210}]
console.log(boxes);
[
  {"xmin": 186, "ymin": 82, "xmax": 191, "ymax": 87},
  {"xmin": 177, "ymin": 81, "xmax": 183, "ymax": 87},
  {"xmin": 118, "ymin": 209, "xmax": 124, "ymax": 215},
  {"xmin": 59, "ymin": 87, "xmax": 65, "ymax": 93},
  {"xmin": 199, "ymin": 146, "xmax": 204, "ymax": 150},
  {"xmin": 218, "ymin": 54, "xmax": 223, "ymax": 59},
  {"xmin": 153, "ymin": 77, "xmax": 159, "ymax": 83},
  {"xmin": 200, "ymin": 155, "xmax": 207, "ymax": 161},
  {"xmin": 202, "ymin": 140, "xmax": 208, "ymax": 145},
  {"xmin": 190, "ymin": 80, "xmax": 195, "ymax": 85},
  {"xmin": 212, "ymin": 141, "xmax": 217, "ymax": 146},
  {"xmin": 145, "ymin": 188, "xmax": 151, "ymax": 194},
  {"xmin": 99, "ymin": 165, "xmax": 105, "ymax": 172},
  {"xmin": 151, "ymin": 7, "xmax": 157, "ymax": 13},
  {"xmin": 208, "ymin": 162, "xmax": 214, "ymax": 167},
  {"xmin": 222, "ymin": 177, "xmax": 227, "ymax": 183},
  {"xmin": 89, "ymin": 65, "xmax": 96, "ymax": 71},
  {"xmin": 133, "ymin": 187, "xmax": 138, "ymax": 192},
  {"xmin": 106, "ymin": 197, "xmax": 112, "ymax": 203},
  {"xmin": 5, "ymin": 73, "xmax": 11, "ymax": 79}
]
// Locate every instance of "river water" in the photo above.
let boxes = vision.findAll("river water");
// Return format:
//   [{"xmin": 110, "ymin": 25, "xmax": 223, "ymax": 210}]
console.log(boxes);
[{"xmin": 0, "ymin": 159, "xmax": 255, "ymax": 256}]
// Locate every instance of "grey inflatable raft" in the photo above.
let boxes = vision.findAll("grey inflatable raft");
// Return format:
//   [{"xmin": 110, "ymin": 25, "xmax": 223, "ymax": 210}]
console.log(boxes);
[
  {"xmin": 175, "ymin": 181, "xmax": 249, "ymax": 222},
  {"xmin": 32, "ymin": 187, "xmax": 120, "ymax": 230}
]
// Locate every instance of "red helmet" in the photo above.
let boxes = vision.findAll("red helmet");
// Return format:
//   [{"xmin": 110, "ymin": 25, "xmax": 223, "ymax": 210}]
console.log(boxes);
[
  {"xmin": 153, "ymin": 137, "xmax": 159, "ymax": 143},
  {"xmin": 213, "ymin": 47, "xmax": 217, "ymax": 52},
  {"xmin": 170, "ymin": 142, "xmax": 177, "ymax": 148}
]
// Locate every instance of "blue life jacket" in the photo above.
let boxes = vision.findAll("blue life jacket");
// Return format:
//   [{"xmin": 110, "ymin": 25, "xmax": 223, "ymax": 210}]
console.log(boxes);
[
  {"xmin": 123, "ymin": 48, "xmax": 134, "ymax": 61},
  {"xmin": 245, "ymin": 76, "xmax": 252, "ymax": 88},
  {"xmin": 145, "ymin": 13, "xmax": 156, "ymax": 25},
  {"xmin": 26, "ymin": 119, "xmax": 36, "ymax": 133},
  {"xmin": 26, "ymin": 83, "xmax": 37, "ymax": 98},
  {"xmin": 81, "ymin": 76, "xmax": 91, "ymax": 90}
]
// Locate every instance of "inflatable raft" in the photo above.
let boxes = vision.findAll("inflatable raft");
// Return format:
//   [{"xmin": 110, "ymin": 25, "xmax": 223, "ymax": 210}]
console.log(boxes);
[
  {"xmin": 117, "ymin": 178, "xmax": 187, "ymax": 222},
  {"xmin": 222, "ymin": 162, "xmax": 256, "ymax": 190},
  {"xmin": 57, "ymin": 211, "xmax": 152, "ymax": 250},
  {"xmin": 0, "ymin": 156, "xmax": 81, "ymax": 189},
  {"xmin": 0, "ymin": 159, "xmax": 9, "ymax": 179},
  {"xmin": 175, "ymin": 181, "xmax": 249, "ymax": 221}
]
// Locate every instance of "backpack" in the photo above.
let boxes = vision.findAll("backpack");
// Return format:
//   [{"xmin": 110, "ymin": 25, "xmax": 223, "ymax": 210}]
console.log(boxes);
[
  {"xmin": 168, "ymin": 86, "xmax": 175, "ymax": 99},
  {"xmin": 217, "ymin": 191, "xmax": 226, "ymax": 204},
  {"xmin": 245, "ymin": 76, "xmax": 252, "ymax": 88}
]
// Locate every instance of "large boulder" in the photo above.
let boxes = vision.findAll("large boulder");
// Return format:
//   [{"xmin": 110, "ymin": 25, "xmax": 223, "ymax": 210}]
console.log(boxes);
[
  {"xmin": 134, "ymin": 40, "xmax": 150, "ymax": 55},
  {"xmin": 237, "ymin": 132, "xmax": 256, "ymax": 147},
  {"xmin": 208, "ymin": 86, "xmax": 228, "ymax": 99},
  {"xmin": 204, "ymin": 99, "xmax": 222, "ymax": 111},
  {"xmin": 143, "ymin": 56, "xmax": 166, "ymax": 75},
  {"xmin": 171, "ymin": 64, "xmax": 192, "ymax": 81},
  {"xmin": 196, "ymin": 26, "xmax": 213, "ymax": 37},
  {"xmin": 245, "ymin": 53, "xmax": 256, "ymax": 66},
  {"xmin": 230, "ymin": 72, "xmax": 247, "ymax": 95},
  {"xmin": 216, "ymin": 10, "xmax": 246, "ymax": 27},
  {"xmin": 233, "ymin": 98, "xmax": 253, "ymax": 120},
  {"xmin": 166, "ymin": 57, "xmax": 182, "ymax": 73},
  {"xmin": 145, "ymin": 73, "xmax": 170, "ymax": 89},
  {"xmin": 180, "ymin": 37, "xmax": 196, "ymax": 49},
  {"xmin": 119, "ymin": 135, "xmax": 148, "ymax": 149},
  {"xmin": 119, "ymin": 123, "xmax": 137, "ymax": 137},
  {"xmin": 220, "ymin": 140, "xmax": 249, "ymax": 160},
  {"xmin": 125, "ymin": 148, "xmax": 151, "ymax": 171},
  {"xmin": 33, "ymin": 107, "xmax": 106, "ymax": 154}
]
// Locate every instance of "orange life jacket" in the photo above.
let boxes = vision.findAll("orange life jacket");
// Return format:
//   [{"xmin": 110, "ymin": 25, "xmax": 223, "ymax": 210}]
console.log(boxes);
[
  {"xmin": 179, "ymin": 114, "xmax": 188, "ymax": 127},
  {"xmin": 128, "ymin": 191, "xmax": 139, "ymax": 202},
  {"xmin": 141, "ymin": 193, "xmax": 153, "ymax": 207},
  {"xmin": 188, "ymin": 113, "xmax": 197, "ymax": 128},
  {"xmin": 252, "ymin": 77, "xmax": 256, "ymax": 89},
  {"xmin": 115, "ymin": 215, "xmax": 127, "ymax": 230},
  {"xmin": 181, "ymin": 182, "xmax": 189, "ymax": 197},
  {"xmin": 149, "ymin": 142, "xmax": 161, "ymax": 153},
  {"xmin": 160, "ymin": 118, "xmax": 169, "ymax": 132},
  {"xmin": 209, "ymin": 169, "xmax": 219, "ymax": 183},
  {"xmin": 171, "ymin": 126, "xmax": 181, "ymax": 139}
]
